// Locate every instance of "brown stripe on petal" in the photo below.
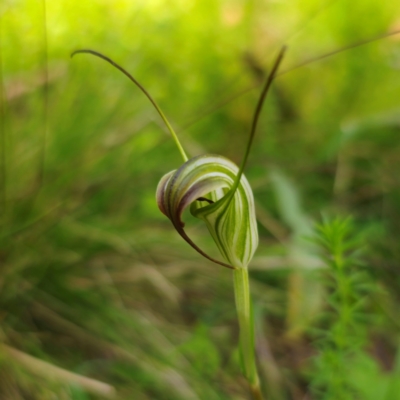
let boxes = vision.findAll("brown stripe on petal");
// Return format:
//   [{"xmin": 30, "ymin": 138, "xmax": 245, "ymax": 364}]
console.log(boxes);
[
  {"xmin": 156, "ymin": 170, "xmax": 175, "ymax": 217},
  {"xmin": 175, "ymin": 177, "xmax": 225, "ymax": 226}
]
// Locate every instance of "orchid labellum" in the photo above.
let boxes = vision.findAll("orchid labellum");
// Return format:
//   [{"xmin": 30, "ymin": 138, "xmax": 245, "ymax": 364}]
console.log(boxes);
[{"xmin": 72, "ymin": 47, "xmax": 286, "ymax": 400}]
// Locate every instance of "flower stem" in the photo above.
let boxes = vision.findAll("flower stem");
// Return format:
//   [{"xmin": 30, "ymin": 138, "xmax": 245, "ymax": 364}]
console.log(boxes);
[{"xmin": 233, "ymin": 268, "xmax": 264, "ymax": 399}]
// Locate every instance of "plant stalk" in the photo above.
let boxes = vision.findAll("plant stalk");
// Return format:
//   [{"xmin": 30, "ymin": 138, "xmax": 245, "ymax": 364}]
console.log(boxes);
[{"xmin": 233, "ymin": 268, "xmax": 263, "ymax": 400}]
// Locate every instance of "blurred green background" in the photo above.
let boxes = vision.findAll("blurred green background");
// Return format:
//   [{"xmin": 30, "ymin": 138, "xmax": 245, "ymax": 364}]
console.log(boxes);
[{"xmin": 1, "ymin": 0, "xmax": 400, "ymax": 399}]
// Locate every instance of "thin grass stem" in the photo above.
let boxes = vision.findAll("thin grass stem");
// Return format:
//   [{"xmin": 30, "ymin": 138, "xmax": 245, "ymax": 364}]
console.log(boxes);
[
  {"xmin": 0, "ymin": 17, "xmax": 5, "ymax": 219},
  {"xmin": 180, "ymin": 29, "xmax": 400, "ymax": 132},
  {"xmin": 36, "ymin": 0, "xmax": 48, "ymax": 189}
]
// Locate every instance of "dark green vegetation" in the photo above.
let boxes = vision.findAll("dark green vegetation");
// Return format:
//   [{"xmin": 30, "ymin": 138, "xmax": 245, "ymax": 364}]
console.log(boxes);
[{"xmin": 1, "ymin": 0, "xmax": 400, "ymax": 399}]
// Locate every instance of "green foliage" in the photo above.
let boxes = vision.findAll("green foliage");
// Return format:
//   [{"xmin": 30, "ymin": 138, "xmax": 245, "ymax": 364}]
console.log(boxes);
[
  {"xmin": 1, "ymin": 0, "xmax": 400, "ymax": 399},
  {"xmin": 178, "ymin": 324, "xmax": 221, "ymax": 378},
  {"xmin": 310, "ymin": 217, "xmax": 373, "ymax": 399}
]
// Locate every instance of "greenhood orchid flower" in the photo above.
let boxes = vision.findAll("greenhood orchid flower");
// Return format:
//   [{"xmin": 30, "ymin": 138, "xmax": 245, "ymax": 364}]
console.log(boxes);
[
  {"xmin": 156, "ymin": 154, "xmax": 258, "ymax": 269},
  {"xmin": 72, "ymin": 46, "xmax": 286, "ymax": 400}
]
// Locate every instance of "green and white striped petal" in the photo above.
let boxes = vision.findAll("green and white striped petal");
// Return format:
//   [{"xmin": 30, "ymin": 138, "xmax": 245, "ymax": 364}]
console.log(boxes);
[{"xmin": 156, "ymin": 154, "xmax": 258, "ymax": 269}]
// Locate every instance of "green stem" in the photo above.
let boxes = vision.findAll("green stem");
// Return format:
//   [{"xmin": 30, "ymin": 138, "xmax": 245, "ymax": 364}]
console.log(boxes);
[
  {"xmin": 37, "ymin": 0, "xmax": 48, "ymax": 188},
  {"xmin": 233, "ymin": 268, "xmax": 263, "ymax": 399},
  {"xmin": 0, "ymin": 18, "xmax": 5, "ymax": 221}
]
